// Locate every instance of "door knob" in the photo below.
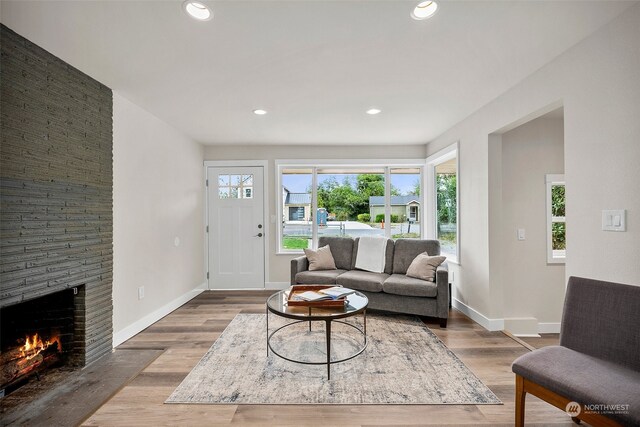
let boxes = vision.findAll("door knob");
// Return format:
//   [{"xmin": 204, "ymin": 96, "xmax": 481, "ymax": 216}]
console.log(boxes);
[{"xmin": 253, "ymin": 233, "xmax": 263, "ymax": 237}]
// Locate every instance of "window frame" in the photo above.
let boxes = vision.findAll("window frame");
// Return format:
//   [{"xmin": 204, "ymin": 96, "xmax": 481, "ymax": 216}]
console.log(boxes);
[
  {"xmin": 276, "ymin": 159, "xmax": 425, "ymax": 254},
  {"xmin": 546, "ymin": 174, "xmax": 566, "ymax": 264},
  {"xmin": 425, "ymin": 142, "xmax": 459, "ymax": 263}
]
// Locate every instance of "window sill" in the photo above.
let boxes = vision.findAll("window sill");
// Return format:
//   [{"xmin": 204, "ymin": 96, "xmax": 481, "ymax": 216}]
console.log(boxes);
[
  {"xmin": 445, "ymin": 257, "xmax": 459, "ymax": 266},
  {"xmin": 277, "ymin": 251, "xmax": 304, "ymax": 256}
]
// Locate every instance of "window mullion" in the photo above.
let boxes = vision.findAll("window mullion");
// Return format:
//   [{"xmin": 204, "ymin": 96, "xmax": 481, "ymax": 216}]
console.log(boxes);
[
  {"xmin": 311, "ymin": 166, "xmax": 318, "ymax": 248},
  {"xmin": 384, "ymin": 167, "xmax": 391, "ymax": 239}
]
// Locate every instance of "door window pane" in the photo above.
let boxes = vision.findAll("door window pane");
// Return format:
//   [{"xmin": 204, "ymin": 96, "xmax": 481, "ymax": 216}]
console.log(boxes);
[{"xmin": 218, "ymin": 174, "xmax": 253, "ymax": 199}]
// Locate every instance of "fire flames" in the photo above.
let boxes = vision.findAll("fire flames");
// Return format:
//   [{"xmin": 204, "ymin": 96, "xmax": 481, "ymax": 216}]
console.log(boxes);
[{"xmin": 20, "ymin": 333, "xmax": 60, "ymax": 360}]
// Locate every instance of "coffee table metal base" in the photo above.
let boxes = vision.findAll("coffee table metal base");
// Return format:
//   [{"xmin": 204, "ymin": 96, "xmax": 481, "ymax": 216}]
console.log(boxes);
[{"xmin": 266, "ymin": 311, "xmax": 367, "ymax": 380}]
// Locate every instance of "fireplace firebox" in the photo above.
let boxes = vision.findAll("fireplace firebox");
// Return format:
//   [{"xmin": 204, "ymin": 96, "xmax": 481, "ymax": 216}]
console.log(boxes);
[{"xmin": 0, "ymin": 287, "xmax": 84, "ymax": 396}]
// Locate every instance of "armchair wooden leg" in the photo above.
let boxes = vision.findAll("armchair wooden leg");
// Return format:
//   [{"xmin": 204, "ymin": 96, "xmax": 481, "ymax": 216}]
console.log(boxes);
[
  {"xmin": 439, "ymin": 318, "xmax": 447, "ymax": 328},
  {"xmin": 515, "ymin": 374, "xmax": 526, "ymax": 427}
]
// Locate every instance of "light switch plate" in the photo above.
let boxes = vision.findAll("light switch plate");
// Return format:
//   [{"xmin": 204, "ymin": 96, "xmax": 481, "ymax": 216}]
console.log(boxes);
[
  {"xmin": 602, "ymin": 210, "xmax": 626, "ymax": 232},
  {"xmin": 517, "ymin": 228, "xmax": 526, "ymax": 240}
]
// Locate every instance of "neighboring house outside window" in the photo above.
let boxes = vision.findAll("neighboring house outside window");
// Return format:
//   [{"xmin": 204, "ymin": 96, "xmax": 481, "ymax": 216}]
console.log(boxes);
[
  {"xmin": 369, "ymin": 195, "xmax": 420, "ymax": 223},
  {"xmin": 283, "ymin": 189, "xmax": 311, "ymax": 221}
]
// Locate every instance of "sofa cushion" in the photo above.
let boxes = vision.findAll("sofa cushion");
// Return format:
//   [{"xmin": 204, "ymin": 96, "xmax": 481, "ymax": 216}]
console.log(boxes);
[
  {"xmin": 318, "ymin": 236, "xmax": 354, "ymax": 270},
  {"xmin": 393, "ymin": 239, "xmax": 441, "ymax": 274},
  {"xmin": 383, "ymin": 274, "xmax": 438, "ymax": 297},
  {"xmin": 512, "ymin": 345, "xmax": 640, "ymax": 425},
  {"xmin": 303, "ymin": 245, "xmax": 337, "ymax": 271},
  {"xmin": 295, "ymin": 269, "xmax": 347, "ymax": 285},
  {"xmin": 353, "ymin": 238, "xmax": 394, "ymax": 274},
  {"xmin": 406, "ymin": 253, "xmax": 446, "ymax": 282},
  {"xmin": 336, "ymin": 270, "xmax": 389, "ymax": 293}
]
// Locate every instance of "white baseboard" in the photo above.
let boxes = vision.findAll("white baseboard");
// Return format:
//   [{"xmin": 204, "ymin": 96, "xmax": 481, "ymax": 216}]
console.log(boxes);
[
  {"xmin": 505, "ymin": 317, "xmax": 540, "ymax": 337},
  {"xmin": 112, "ymin": 282, "xmax": 206, "ymax": 347},
  {"xmin": 538, "ymin": 322, "xmax": 561, "ymax": 334},
  {"xmin": 452, "ymin": 298, "xmax": 504, "ymax": 331},
  {"xmin": 266, "ymin": 281, "xmax": 289, "ymax": 290}
]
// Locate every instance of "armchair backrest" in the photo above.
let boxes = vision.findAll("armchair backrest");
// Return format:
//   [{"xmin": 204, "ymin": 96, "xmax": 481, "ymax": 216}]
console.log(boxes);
[{"xmin": 560, "ymin": 276, "xmax": 640, "ymax": 371}]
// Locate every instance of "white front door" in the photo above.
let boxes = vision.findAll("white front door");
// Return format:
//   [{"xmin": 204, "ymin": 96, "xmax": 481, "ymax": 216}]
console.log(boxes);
[{"xmin": 207, "ymin": 166, "xmax": 265, "ymax": 289}]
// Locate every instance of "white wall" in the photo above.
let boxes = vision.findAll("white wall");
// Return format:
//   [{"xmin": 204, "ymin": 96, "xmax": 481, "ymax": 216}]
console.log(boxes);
[
  {"xmin": 428, "ymin": 4, "xmax": 640, "ymax": 329},
  {"xmin": 113, "ymin": 93, "xmax": 205, "ymax": 345},
  {"xmin": 499, "ymin": 117, "xmax": 565, "ymax": 335},
  {"xmin": 203, "ymin": 144, "xmax": 426, "ymax": 283}
]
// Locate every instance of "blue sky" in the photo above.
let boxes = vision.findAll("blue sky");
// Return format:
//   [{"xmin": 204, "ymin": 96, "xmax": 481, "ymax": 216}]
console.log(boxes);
[{"xmin": 282, "ymin": 173, "xmax": 420, "ymax": 195}]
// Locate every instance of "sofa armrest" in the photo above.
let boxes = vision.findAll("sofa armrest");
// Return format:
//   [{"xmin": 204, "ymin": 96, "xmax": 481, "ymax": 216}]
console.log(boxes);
[
  {"xmin": 290, "ymin": 256, "xmax": 309, "ymax": 285},
  {"xmin": 436, "ymin": 262, "xmax": 449, "ymax": 319}
]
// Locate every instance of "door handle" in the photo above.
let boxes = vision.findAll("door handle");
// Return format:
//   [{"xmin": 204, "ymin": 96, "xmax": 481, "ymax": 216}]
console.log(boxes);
[{"xmin": 253, "ymin": 233, "xmax": 263, "ymax": 238}]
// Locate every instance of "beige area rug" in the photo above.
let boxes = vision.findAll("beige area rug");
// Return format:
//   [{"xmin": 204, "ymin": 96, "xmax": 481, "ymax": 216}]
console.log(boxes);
[{"xmin": 166, "ymin": 313, "xmax": 501, "ymax": 405}]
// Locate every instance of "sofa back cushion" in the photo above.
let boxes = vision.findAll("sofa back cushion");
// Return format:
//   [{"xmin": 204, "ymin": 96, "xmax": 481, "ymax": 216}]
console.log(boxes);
[
  {"xmin": 392, "ymin": 239, "xmax": 441, "ymax": 274},
  {"xmin": 560, "ymin": 276, "xmax": 640, "ymax": 371},
  {"xmin": 353, "ymin": 238, "xmax": 394, "ymax": 274},
  {"xmin": 303, "ymin": 245, "xmax": 337, "ymax": 271},
  {"xmin": 317, "ymin": 236, "xmax": 354, "ymax": 271}
]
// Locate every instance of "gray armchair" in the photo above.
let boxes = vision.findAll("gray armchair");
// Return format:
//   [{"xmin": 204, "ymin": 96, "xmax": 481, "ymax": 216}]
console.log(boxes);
[{"xmin": 512, "ymin": 276, "xmax": 640, "ymax": 426}]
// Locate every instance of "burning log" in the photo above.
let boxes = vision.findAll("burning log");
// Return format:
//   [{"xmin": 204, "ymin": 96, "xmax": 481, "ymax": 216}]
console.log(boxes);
[{"xmin": 0, "ymin": 334, "xmax": 61, "ymax": 389}]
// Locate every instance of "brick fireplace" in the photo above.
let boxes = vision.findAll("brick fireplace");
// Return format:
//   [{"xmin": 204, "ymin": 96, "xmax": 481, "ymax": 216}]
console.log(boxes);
[{"xmin": 0, "ymin": 23, "xmax": 113, "ymax": 394}]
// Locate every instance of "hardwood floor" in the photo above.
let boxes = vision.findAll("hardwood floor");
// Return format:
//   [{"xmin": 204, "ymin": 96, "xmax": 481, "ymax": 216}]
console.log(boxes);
[{"xmin": 82, "ymin": 290, "xmax": 575, "ymax": 426}]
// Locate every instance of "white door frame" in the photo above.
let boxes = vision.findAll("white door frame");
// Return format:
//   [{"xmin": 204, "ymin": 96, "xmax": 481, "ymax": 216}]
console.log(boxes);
[{"xmin": 204, "ymin": 160, "xmax": 269, "ymax": 289}]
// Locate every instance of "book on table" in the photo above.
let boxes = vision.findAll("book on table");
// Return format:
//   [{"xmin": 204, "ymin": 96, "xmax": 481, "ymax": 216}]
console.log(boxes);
[
  {"xmin": 296, "ymin": 287, "xmax": 356, "ymax": 301},
  {"xmin": 296, "ymin": 291, "xmax": 335, "ymax": 301},
  {"xmin": 318, "ymin": 286, "xmax": 356, "ymax": 298}
]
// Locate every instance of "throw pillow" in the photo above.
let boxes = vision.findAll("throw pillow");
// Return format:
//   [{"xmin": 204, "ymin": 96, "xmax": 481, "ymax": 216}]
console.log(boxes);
[
  {"xmin": 405, "ymin": 252, "xmax": 446, "ymax": 282},
  {"xmin": 304, "ymin": 245, "xmax": 337, "ymax": 271}
]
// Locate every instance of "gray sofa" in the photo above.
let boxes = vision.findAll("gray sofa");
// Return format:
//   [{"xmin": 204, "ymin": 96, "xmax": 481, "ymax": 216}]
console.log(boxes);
[
  {"xmin": 512, "ymin": 276, "xmax": 640, "ymax": 427},
  {"xmin": 291, "ymin": 236, "xmax": 449, "ymax": 327}
]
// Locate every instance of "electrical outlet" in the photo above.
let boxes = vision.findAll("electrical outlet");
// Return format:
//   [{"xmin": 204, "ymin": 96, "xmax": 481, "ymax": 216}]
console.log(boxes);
[{"xmin": 138, "ymin": 286, "xmax": 144, "ymax": 300}]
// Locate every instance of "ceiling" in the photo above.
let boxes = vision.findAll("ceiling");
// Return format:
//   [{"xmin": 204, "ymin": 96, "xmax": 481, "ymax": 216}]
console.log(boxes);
[{"xmin": 0, "ymin": 1, "xmax": 633, "ymax": 146}]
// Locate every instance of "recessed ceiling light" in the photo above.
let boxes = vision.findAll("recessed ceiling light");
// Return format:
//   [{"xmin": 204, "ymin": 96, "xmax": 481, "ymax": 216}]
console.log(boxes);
[
  {"xmin": 411, "ymin": 1, "xmax": 438, "ymax": 20},
  {"xmin": 253, "ymin": 109, "xmax": 268, "ymax": 115},
  {"xmin": 182, "ymin": 1, "xmax": 213, "ymax": 21},
  {"xmin": 366, "ymin": 108, "xmax": 382, "ymax": 115}
]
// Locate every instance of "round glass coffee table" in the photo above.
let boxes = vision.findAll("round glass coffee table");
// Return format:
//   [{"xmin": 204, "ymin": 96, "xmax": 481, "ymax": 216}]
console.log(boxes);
[{"xmin": 266, "ymin": 289, "xmax": 368, "ymax": 380}]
